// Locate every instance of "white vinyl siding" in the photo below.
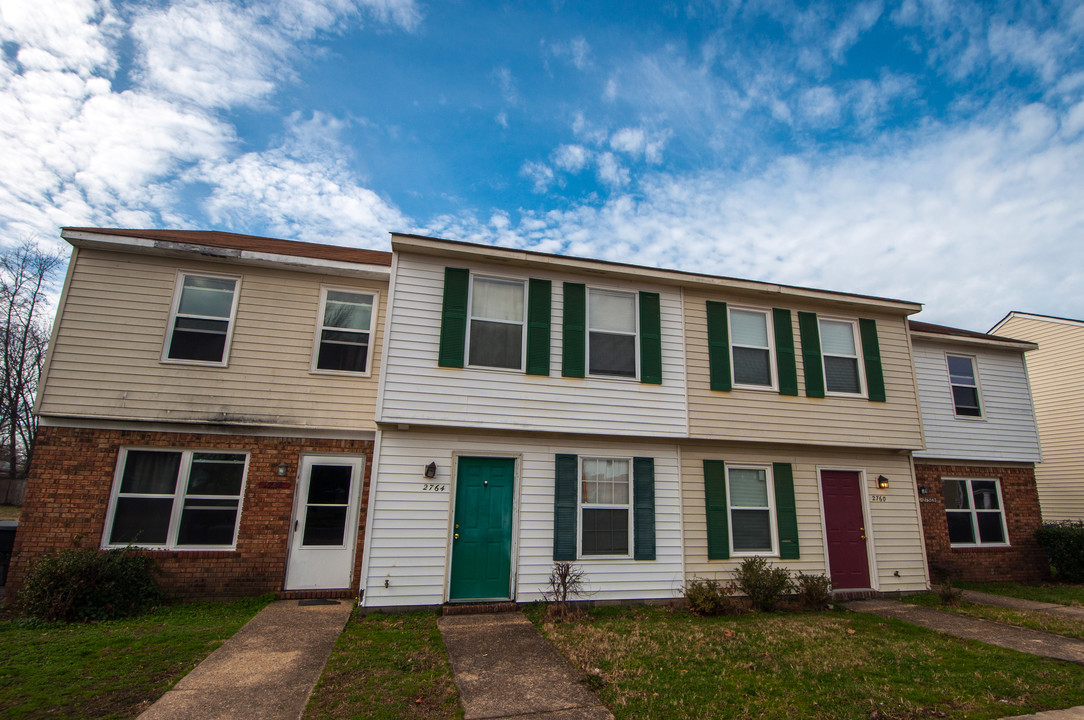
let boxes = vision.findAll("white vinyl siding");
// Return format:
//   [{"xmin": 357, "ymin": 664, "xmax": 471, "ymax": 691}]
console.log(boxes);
[
  {"xmin": 36, "ymin": 249, "xmax": 386, "ymax": 431},
  {"xmin": 681, "ymin": 444, "xmax": 927, "ymax": 594},
  {"xmin": 912, "ymin": 338, "xmax": 1040, "ymax": 463},
  {"xmin": 379, "ymin": 253, "xmax": 687, "ymax": 437},
  {"xmin": 362, "ymin": 429, "xmax": 683, "ymax": 608}
]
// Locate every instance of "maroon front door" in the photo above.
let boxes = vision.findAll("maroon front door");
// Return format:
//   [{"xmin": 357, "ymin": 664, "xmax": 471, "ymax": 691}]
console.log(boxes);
[{"xmin": 820, "ymin": 470, "xmax": 871, "ymax": 589}]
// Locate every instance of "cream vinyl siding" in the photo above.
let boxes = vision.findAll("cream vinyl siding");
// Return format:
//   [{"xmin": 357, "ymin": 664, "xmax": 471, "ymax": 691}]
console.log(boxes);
[
  {"xmin": 378, "ymin": 253, "xmax": 688, "ymax": 437},
  {"xmin": 37, "ymin": 249, "xmax": 385, "ymax": 431},
  {"xmin": 681, "ymin": 443, "xmax": 927, "ymax": 593},
  {"xmin": 912, "ymin": 339, "xmax": 1040, "ymax": 462},
  {"xmin": 993, "ymin": 315, "xmax": 1084, "ymax": 520},
  {"xmin": 362, "ymin": 429, "xmax": 684, "ymax": 608},
  {"xmin": 684, "ymin": 291, "xmax": 923, "ymax": 449}
]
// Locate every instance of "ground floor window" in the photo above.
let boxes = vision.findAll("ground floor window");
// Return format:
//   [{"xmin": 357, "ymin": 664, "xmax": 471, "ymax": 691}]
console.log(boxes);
[
  {"xmin": 943, "ymin": 477, "xmax": 1008, "ymax": 546},
  {"xmin": 728, "ymin": 465, "xmax": 777, "ymax": 554},
  {"xmin": 104, "ymin": 448, "xmax": 249, "ymax": 549},
  {"xmin": 580, "ymin": 457, "xmax": 631, "ymax": 556}
]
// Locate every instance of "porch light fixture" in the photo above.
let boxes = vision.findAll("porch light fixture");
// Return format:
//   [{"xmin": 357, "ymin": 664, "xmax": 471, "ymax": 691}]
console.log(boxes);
[
  {"xmin": 918, "ymin": 485, "xmax": 929, "ymax": 495},
  {"xmin": 877, "ymin": 475, "xmax": 890, "ymax": 489},
  {"xmin": 424, "ymin": 462, "xmax": 437, "ymax": 479},
  {"xmin": 277, "ymin": 462, "xmax": 289, "ymax": 477}
]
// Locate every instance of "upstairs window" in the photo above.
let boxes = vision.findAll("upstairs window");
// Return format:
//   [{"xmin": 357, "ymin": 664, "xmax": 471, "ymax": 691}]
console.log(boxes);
[
  {"xmin": 580, "ymin": 457, "xmax": 631, "ymax": 556},
  {"xmin": 105, "ymin": 449, "xmax": 248, "ymax": 549},
  {"xmin": 947, "ymin": 354, "xmax": 982, "ymax": 417},
  {"xmin": 164, "ymin": 273, "xmax": 240, "ymax": 364},
  {"xmin": 588, "ymin": 288, "xmax": 637, "ymax": 378},
  {"xmin": 468, "ymin": 277, "xmax": 526, "ymax": 370},
  {"xmin": 943, "ymin": 478, "xmax": 1007, "ymax": 546},
  {"xmin": 313, "ymin": 289, "xmax": 375, "ymax": 374},
  {"xmin": 730, "ymin": 308, "xmax": 774, "ymax": 388},
  {"xmin": 819, "ymin": 318, "xmax": 864, "ymax": 395}
]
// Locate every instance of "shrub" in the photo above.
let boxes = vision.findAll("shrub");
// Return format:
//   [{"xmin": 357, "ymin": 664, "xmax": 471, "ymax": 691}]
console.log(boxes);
[
  {"xmin": 794, "ymin": 572, "xmax": 833, "ymax": 610},
  {"xmin": 20, "ymin": 547, "xmax": 163, "ymax": 622},
  {"xmin": 542, "ymin": 561, "xmax": 589, "ymax": 619},
  {"xmin": 684, "ymin": 577, "xmax": 740, "ymax": 616},
  {"xmin": 733, "ymin": 556, "xmax": 792, "ymax": 612},
  {"xmin": 938, "ymin": 581, "xmax": 963, "ymax": 606},
  {"xmin": 1036, "ymin": 520, "xmax": 1084, "ymax": 582}
]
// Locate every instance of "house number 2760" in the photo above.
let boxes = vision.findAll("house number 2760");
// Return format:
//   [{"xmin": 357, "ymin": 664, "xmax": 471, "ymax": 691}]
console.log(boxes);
[
  {"xmin": 422, "ymin": 483, "xmax": 447, "ymax": 492},
  {"xmin": 869, "ymin": 494, "xmax": 888, "ymax": 503}
]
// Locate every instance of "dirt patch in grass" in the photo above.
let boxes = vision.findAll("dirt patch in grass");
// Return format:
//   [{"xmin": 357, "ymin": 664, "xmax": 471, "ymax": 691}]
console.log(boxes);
[
  {"xmin": 0, "ymin": 596, "xmax": 269, "ymax": 719},
  {"xmin": 903, "ymin": 592, "xmax": 1084, "ymax": 640},
  {"xmin": 531, "ymin": 604, "xmax": 1084, "ymax": 720},
  {"xmin": 304, "ymin": 610, "xmax": 461, "ymax": 720}
]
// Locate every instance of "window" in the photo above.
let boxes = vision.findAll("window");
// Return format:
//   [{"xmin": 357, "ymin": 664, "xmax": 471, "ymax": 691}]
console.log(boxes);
[
  {"xmin": 579, "ymin": 458, "xmax": 631, "ymax": 556},
  {"xmin": 943, "ymin": 478, "xmax": 1007, "ymax": 546},
  {"xmin": 947, "ymin": 354, "xmax": 982, "ymax": 417},
  {"xmin": 727, "ymin": 465, "xmax": 777, "ymax": 554},
  {"xmin": 730, "ymin": 308, "xmax": 774, "ymax": 388},
  {"xmin": 468, "ymin": 276, "xmax": 525, "ymax": 369},
  {"xmin": 588, "ymin": 288, "xmax": 637, "ymax": 378},
  {"xmin": 105, "ymin": 449, "xmax": 248, "ymax": 549},
  {"xmin": 164, "ymin": 273, "xmax": 240, "ymax": 364},
  {"xmin": 313, "ymin": 289, "xmax": 376, "ymax": 374},
  {"xmin": 819, "ymin": 318, "xmax": 864, "ymax": 395}
]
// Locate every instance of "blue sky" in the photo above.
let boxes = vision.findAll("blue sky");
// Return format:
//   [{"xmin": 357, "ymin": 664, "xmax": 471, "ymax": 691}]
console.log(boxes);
[{"xmin": 2, "ymin": 0, "xmax": 1083, "ymax": 329}]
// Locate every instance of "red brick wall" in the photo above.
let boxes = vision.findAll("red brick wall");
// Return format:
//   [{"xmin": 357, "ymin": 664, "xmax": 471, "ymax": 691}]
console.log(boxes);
[
  {"xmin": 6, "ymin": 426, "xmax": 373, "ymax": 601},
  {"xmin": 915, "ymin": 462, "xmax": 1048, "ymax": 582}
]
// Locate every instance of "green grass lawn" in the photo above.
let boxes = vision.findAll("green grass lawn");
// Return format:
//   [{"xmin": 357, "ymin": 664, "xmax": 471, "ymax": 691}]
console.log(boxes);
[
  {"xmin": 0, "ymin": 596, "xmax": 269, "ymax": 719},
  {"xmin": 529, "ymin": 604, "xmax": 1084, "ymax": 720},
  {"xmin": 903, "ymin": 592, "xmax": 1084, "ymax": 641},
  {"xmin": 305, "ymin": 610, "xmax": 461, "ymax": 720},
  {"xmin": 957, "ymin": 581, "xmax": 1084, "ymax": 607}
]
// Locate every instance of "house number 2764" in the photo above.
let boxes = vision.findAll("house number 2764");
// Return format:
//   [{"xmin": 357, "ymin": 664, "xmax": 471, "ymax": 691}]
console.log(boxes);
[{"xmin": 422, "ymin": 483, "xmax": 447, "ymax": 492}]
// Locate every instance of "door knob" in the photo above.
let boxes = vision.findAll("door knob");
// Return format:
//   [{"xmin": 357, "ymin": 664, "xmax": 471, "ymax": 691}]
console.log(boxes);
[
  {"xmin": 454, "ymin": 533, "xmax": 459, "ymax": 540},
  {"xmin": 861, "ymin": 535, "xmax": 867, "ymax": 540}
]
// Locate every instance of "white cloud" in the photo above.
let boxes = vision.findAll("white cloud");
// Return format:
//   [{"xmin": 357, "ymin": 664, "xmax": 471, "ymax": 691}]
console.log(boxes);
[
  {"xmin": 595, "ymin": 152, "xmax": 629, "ymax": 188},
  {"xmin": 828, "ymin": 1, "xmax": 883, "ymax": 63},
  {"xmin": 547, "ymin": 36, "xmax": 591, "ymax": 70},
  {"xmin": 495, "ymin": 111, "xmax": 509, "ymax": 129},
  {"xmin": 603, "ymin": 77, "xmax": 617, "ymax": 102},
  {"xmin": 553, "ymin": 144, "xmax": 589, "ymax": 173},
  {"xmin": 0, "ymin": 0, "xmax": 122, "ymax": 76},
  {"xmin": 492, "ymin": 66, "xmax": 520, "ymax": 105},
  {"xmin": 798, "ymin": 86, "xmax": 841, "ymax": 126},
  {"xmin": 520, "ymin": 161, "xmax": 555, "ymax": 193}
]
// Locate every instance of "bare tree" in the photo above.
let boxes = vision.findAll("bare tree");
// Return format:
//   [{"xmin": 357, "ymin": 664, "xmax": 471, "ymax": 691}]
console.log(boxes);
[{"xmin": 1, "ymin": 240, "xmax": 65, "ymax": 479}]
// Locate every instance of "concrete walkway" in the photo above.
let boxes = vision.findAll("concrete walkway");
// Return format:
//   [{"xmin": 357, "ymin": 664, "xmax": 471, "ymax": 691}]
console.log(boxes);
[
  {"xmin": 958, "ymin": 588, "xmax": 1084, "ymax": 621},
  {"xmin": 139, "ymin": 599, "xmax": 352, "ymax": 720},
  {"xmin": 438, "ymin": 612, "xmax": 614, "ymax": 720},
  {"xmin": 844, "ymin": 599, "xmax": 1084, "ymax": 664}
]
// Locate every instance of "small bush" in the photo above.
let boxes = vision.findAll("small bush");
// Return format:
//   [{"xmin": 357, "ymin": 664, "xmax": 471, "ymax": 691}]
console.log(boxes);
[
  {"xmin": 795, "ymin": 572, "xmax": 833, "ymax": 610},
  {"xmin": 684, "ymin": 577, "xmax": 740, "ymax": 616},
  {"xmin": 20, "ymin": 547, "xmax": 163, "ymax": 622},
  {"xmin": 938, "ymin": 581, "xmax": 963, "ymax": 606},
  {"xmin": 542, "ymin": 561, "xmax": 590, "ymax": 620},
  {"xmin": 733, "ymin": 556, "xmax": 792, "ymax": 612},
  {"xmin": 1036, "ymin": 520, "xmax": 1084, "ymax": 582}
]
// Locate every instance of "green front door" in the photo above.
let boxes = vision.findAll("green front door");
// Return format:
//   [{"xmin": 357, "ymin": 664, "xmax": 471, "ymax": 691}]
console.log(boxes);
[{"xmin": 449, "ymin": 457, "xmax": 515, "ymax": 601}]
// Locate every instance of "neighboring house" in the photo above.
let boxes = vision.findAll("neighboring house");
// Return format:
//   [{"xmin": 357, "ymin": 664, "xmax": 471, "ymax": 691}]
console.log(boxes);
[
  {"xmin": 7, "ymin": 228, "xmax": 391, "ymax": 599},
  {"xmin": 909, "ymin": 321, "xmax": 1046, "ymax": 582},
  {"xmin": 990, "ymin": 312, "xmax": 1084, "ymax": 522},
  {"xmin": 359, "ymin": 233, "xmax": 930, "ymax": 609}
]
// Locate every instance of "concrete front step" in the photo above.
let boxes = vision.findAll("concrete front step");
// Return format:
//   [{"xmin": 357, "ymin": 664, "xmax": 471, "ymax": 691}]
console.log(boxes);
[{"xmin": 443, "ymin": 601, "xmax": 520, "ymax": 615}]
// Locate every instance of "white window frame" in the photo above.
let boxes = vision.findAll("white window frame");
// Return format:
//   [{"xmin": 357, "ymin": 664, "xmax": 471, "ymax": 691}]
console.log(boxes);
[
  {"xmin": 728, "ymin": 306, "xmax": 777, "ymax": 391},
  {"xmin": 310, "ymin": 286, "xmax": 379, "ymax": 377},
  {"xmin": 946, "ymin": 353, "xmax": 984, "ymax": 419},
  {"xmin": 465, "ymin": 274, "xmax": 527, "ymax": 372},
  {"xmin": 161, "ymin": 271, "xmax": 242, "ymax": 367},
  {"xmin": 943, "ymin": 477, "xmax": 1010, "ymax": 548},
  {"xmin": 586, "ymin": 287, "xmax": 640, "ymax": 380},
  {"xmin": 726, "ymin": 464, "xmax": 779, "ymax": 557},
  {"xmin": 818, "ymin": 317, "xmax": 866, "ymax": 397},
  {"xmin": 577, "ymin": 456, "xmax": 633, "ymax": 559},
  {"xmin": 102, "ymin": 448, "xmax": 250, "ymax": 551}
]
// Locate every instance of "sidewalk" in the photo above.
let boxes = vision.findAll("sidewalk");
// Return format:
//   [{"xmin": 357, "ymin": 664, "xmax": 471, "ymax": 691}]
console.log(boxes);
[
  {"xmin": 438, "ymin": 612, "xmax": 613, "ymax": 720},
  {"xmin": 843, "ymin": 599, "xmax": 1084, "ymax": 664},
  {"xmin": 139, "ymin": 599, "xmax": 352, "ymax": 720}
]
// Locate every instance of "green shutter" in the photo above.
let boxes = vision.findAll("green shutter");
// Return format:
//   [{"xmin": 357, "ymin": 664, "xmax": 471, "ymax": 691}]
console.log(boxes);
[
  {"xmin": 438, "ymin": 268, "xmax": 469, "ymax": 368},
  {"xmin": 553, "ymin": 454, "xmax": 578, "ymax": 561},
  {"xmin": 798, "ymin": 311, "xmax": 825, "ymax": 398},
  {"xmin": 639, "ymin": 292, "xmax": 662, "ymax": 384},
  {"xmin": 562, "ymin": 283, "xmax": 585, "ymax": 378},
  {"xmin": 859, "ymin": 318, "xmax": 886, "ymax": 402},
  {"xmin": 633, "ymin": 457, "xmax": 656, "ymax": 560},
  {"xmin": 773, "ymin": 462, "xmax": 800, "ymax": 559},
  {"xmin": 773, "ymin": 308, "xmax": 798, "ymax": 396},
  {"xmin": 703, "ymin": 459, "xmax": 729, "ymax": 560},
  {"xmin": 526, "ymin": 279, "xmax": 551, "ymax": 376},
  {"xmin": 706, "ymin": 301, "xmax": 732, "ymax": 391}
]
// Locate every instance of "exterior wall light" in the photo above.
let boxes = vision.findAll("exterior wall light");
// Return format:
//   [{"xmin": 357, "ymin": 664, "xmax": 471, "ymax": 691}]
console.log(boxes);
[
  {"xmin": 277, "ymin": 462, "xmax": 289, "ymax": 477},
  {"xmin": 424, "ymin": 462, "xmax": 437, "ymax": 478},
  {"xmin": 917, "ymin": 485, "xmax": 929, "ymax": 495},
  {"xmin": 877, "ymin": 475, "xmax": 890, "ymax": 489}
]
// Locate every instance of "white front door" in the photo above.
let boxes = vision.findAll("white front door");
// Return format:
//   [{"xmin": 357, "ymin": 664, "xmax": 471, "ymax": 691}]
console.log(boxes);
[{"xmin": 284, "ymin": 455, "xmax": 365, "ymax": 591}]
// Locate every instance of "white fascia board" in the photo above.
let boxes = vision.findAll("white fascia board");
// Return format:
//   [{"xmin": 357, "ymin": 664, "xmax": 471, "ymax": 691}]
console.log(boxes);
[
  {"xmin": 61, "ymin": 230, "xmax": 390, "ymax": 280},
  {"xmin": 910, "ymin": 331, "xmax": 1038, "ymax": 352},
  {"xmin": 992, "ymin": 311, "xmax": 1084, "ymax": 333}
]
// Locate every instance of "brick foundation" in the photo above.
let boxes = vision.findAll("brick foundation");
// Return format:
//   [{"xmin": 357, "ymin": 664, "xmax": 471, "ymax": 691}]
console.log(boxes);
[
  {"xmin": 6, "ymin": 426, "xmax": 373, "ymax": 601},
  {"xmin": 915, "ymin": 462, "xmax": 1048, "ymax": 583}
]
